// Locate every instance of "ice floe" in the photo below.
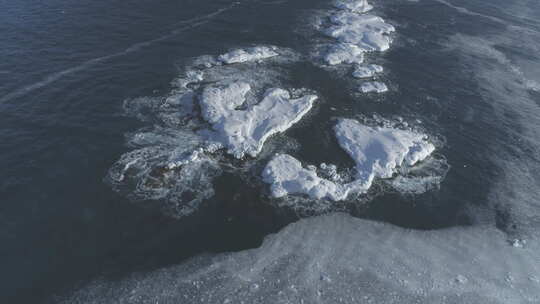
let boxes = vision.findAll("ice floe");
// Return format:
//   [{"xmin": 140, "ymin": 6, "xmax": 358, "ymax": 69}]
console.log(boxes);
[
  {"xmin": 360, "ymin": 81, "xmax": 388, "ymax": 93},
  {"xmin": 263, "ymin": 119, "xmax": 436, "ymax": 201}
]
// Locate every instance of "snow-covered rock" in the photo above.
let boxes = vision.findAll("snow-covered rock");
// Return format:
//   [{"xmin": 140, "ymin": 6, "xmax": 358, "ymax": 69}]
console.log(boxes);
[
  {"xmin": 262, "ymin": 154, "xmax": 353, "ymax": 201},
  {"xmin": 360, "ymin": 81, "xmax": 388, "ymax": 93},
  {"xmin": 218, "ymin": 46, "xmax": 279, "ymax": 64},
  {"xmin": 333, "ymin": 0, "xmax": 373, "ymax": 13},
  {"xmin": 324, "ymin": 43, "xmax": 365, "ymax": 65},
  {"xmin": 334, "ymin": 118, "xmax": 435, "ymax": 183},
  {"xmin": 262, "ymin": 119, "xmax": 435, "ymax": 201},
  {"xmin": 200, "ymin": 83, "xmax": 317, "ymax": 158},
  {"xmin": 352, "ymin": 64, "xmax": 383, "ymax": 78},
  {"xmin": 325, "ymin": 13, "xmax": 395, "ymax": 52}
]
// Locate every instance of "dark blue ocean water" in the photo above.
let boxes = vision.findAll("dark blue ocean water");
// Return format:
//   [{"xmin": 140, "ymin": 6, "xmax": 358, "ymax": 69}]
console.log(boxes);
[{"xmin": 1, "ymin": 0, "xmax": 539, "ymax": 302}]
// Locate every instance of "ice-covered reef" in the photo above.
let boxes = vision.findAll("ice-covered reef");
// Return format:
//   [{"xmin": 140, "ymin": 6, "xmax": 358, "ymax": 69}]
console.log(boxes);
[
  {"xmin": 61, "ymin": 213, "xmax": 540, "ymax": 304},
  {"xmin": 263, "ymin": 118, "xmax": 435, "ymax": 201},
  {"xmin": 316, "ymin": 0, "xmax": 394, "ymax": 93},
  {"xmin": 107, "ymin": 46, "xmax": 316, "ymax": 216}
]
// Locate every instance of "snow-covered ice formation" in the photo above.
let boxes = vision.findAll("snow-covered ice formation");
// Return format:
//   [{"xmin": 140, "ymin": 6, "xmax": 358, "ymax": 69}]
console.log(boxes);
[
  {"xmin": 62, "ymin": 213, "xmax": 540, "ymax": 304},
  {"xmin": 319, "ymin": 2, "xmax": 395, "ymax": 67},
  {"xmin": 335, "ymin": 118, "xmax": 435, "ymax": 181},
  {"xmin": 314, "ymin": 0, "xmax": 393, "ymax": 93},
  {"xmin": 262, "ymin": 154, "xmax": 354, "ymax": 201},
  {"xmin": 352, "ymin": 64, "xmax": 383, "ymax": 78},
  {"xmin": 325, "ymin": 12, "xmax": 395, "ymax": 52},
  {"xmin": 324, "ymin": 43, "xmax": 365, "ymax": 65},
  {"xmin": 263, "ymin": 119, "xmax": 436, "ymax": 200},
  {"xmin": 199, "ymin": 82, "xmax": 317, "ymax": 158},
  {"xmin": 333, "ymin": 0, "xmax": 373, "ymax": 13},
  {"xmin": 360, "ymin": 81, "xmax": 388, "ymax": 93},
  {"xmin": 108, "ymin": 46, "xmax": 316, "ymax": 216},
  {"xmin": 218, "ymin": 46, "xmax": 279, "ymax": 64}
]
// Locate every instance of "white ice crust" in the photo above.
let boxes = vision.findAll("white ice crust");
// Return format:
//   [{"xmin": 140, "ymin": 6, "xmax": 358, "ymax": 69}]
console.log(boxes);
[
  {"xmin": 352, "ymin": 64, "xmax": 383, "ymax": 78},
  {"xmin": 334, "ymin": 119, "xmax": 435, "ymax": 182},
  {"xmin": 325, "ymin": 13, "xmax": 395, "ymax": 52},
  {"xmin": 262, "ymin": 154, "xmax": 353, "ymax": 201},
  {"xmin": 218, "ymin": 46, "xmax": 279, "ymax": 64},
  {"xmin": 324, "ymin": 43, "xmax": 365, "ymax": 65},
  {"xmin": 65, "ymin": 213, "xmax": 540, "ymax": 304},
  {"xmin": 333, "ymin": 0, "xmax": 373, "ymax": 13},
  {"xmin": 200, "ymin": 82, "xmax": 317, "ymax": 158},
  {"xmin": 263, "ymin": 119, "xmax": 435, "ymax": 200},
  {"xmin": 360, "ymin": 81, "xmax": 388, "ymax": 93}
]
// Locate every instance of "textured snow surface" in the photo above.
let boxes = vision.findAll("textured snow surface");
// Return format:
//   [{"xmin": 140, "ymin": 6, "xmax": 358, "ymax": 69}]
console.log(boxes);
[
  {"xmin": 352, "ymin": 64, "xmax": 383, "ymax": 78},
  {"xmin": 317, "ymin": 0, "xmax": 394, "ymax": 86},
  {"xmin": 325, "ymin": 12, "xmax": 395, "ymax": 52},
  {"xmin": 62, "ymin": 213, "xmax": 540, "ymax": 304},
  {"xmin": 262, "ymin": 154, "xmax": 353, "ymax": 201},
  {"xmin": 335, "ymin": 118, "xmax": 435, "ymax": 182},
  {"xmin": 333, "ymin": 0, "xmax": 373, "ymax": 13},
  {"xmin": 324, "ymin": 43, "xmax": 365, "ymax": 65},
  {"xmin": 360, "ymin": 81, "xmax": 388, "ymax": 93},
  {"xmin": 200, "ymin": 83, "xmax": 317, "ymax": 158},
  {"xmin": 218, "ymin": 46, "xmax": 279, "ymax": 64},
  {"xmin": 262, "ymin": 119, "xmax": 435, "ymax": 201}
]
